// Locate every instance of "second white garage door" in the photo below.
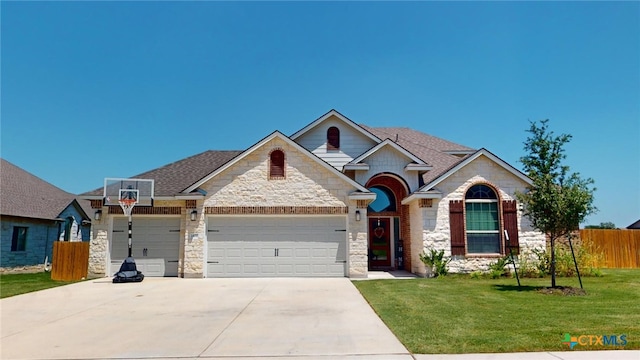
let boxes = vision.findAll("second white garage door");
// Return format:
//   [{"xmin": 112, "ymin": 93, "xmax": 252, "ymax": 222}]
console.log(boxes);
[{"xmin": 207, "ymin": 216, "xmax": 347, "ymax": 277}]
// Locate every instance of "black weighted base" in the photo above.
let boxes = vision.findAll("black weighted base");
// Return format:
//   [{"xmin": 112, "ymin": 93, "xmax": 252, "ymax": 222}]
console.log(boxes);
[{"xmin": 112, "ymin": 256, "xmax": 144, "ymax": 283}]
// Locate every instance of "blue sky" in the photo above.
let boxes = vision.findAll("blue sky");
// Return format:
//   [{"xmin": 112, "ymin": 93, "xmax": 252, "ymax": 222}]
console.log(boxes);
[{"xmin": 2, "ymin": 2, "xmax": 638, "ymax": 228}]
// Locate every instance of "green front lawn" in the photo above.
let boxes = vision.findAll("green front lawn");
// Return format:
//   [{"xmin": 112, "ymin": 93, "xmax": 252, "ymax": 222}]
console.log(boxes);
[
  {"xmin": 353, "ymin": 270, "xmax": 640, "ymax": 354},
  {"xmin": 0, "ymin": 272, "xmax": 78, "ymax": 299}
]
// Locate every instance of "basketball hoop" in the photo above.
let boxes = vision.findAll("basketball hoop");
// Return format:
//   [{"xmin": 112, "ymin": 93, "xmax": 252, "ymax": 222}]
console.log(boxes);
[{"xmin": 119, "ymin": 198, "xmax": 136, "ymax": 217}]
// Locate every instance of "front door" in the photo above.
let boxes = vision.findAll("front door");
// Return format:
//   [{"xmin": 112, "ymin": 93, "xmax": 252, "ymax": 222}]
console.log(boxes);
[{"xmin": 369, "ymin": 218, "xmax": 391, "ymax": 268}]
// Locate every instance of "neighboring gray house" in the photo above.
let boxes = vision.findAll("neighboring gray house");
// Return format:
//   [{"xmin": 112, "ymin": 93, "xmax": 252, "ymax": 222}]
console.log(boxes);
[
  {"xmin": 628, "ymin": 220, "xmax": 640, "ymax": 230},
  {"xmin": 82, "ymin": 110, "xmax": 546, "ymax": 278},
  {"xmin": 1, "ymin": 159, "xmax": 91, "ymax": 270}
]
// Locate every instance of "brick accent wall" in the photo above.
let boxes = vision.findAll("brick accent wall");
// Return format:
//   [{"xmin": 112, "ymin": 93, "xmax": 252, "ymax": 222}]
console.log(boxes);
[
  {"xmin": 185, "ymin": 200, "xmax": 197, "ymax": 209},
  {"xmin": 108, "ymin": 206, "xmax": 182, "ymax": 215},
  {"xmin": 205, "ymin": 206, "xmax": 348, "ymax": 215},
  {"xmin": 90, "ymin": 200, "xmax": 103, "ymax": 209},
  {"xmin": 419, "ymin": 199, "xmax": 433, "ymax": 208},
  {"xmin": 401, "ymin": 204, "xmax": 411, "ymax": 271}
]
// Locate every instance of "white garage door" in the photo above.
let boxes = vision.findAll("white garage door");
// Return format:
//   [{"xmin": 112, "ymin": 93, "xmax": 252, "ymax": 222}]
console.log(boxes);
[
  {"xmin": 207, "ymin": 216, "xmax": 347, "ymax": 278},
  {"xmin": 111, "ymin": 217, "xmax": 180, "ymax": 277}
]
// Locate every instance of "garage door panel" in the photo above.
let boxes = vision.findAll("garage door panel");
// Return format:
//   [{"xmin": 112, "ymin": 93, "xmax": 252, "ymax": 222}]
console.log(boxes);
[
  {"xmin": 226, "ymin": 248, "xmax": 243, "ymax": 258},
  {"xmin": 207, "ymin": 264, "xmax": 223, "ymax": 276},
  {"xmin": 295, "ymin": 264, "xmax": 312, "ymax": 273},
  {"xmin": 295, "ymin": 248, "xmax": 310, "ymax": 257},
  {"xmin": 207, "ymin": 216, "xmax": 346, "ymax": 277},
  {"xmin": 259, "ymin": 264, "xmax": 276, "ymax": 274},
  {"xmin": 143, "ymin": 261, "xmax": 165, "ymax": 275}
]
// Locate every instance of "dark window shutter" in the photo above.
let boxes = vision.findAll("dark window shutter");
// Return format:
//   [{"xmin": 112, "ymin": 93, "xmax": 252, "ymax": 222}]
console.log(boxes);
[
  {"xmin": 449, "ymin": 200, "xmax": 465, "ymax": 256},
  {"xmin": 502, "ymin": 200, "xmax": 519, "ymax": 255}
]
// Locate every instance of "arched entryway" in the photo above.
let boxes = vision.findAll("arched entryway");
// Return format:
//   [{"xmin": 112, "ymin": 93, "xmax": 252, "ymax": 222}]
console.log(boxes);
[{"xmin": 365, "ymin": 174, "xmax": 409, "ymax": 271}]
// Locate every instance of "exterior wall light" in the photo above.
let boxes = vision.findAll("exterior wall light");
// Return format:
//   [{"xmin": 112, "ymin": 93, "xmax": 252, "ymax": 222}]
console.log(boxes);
[
  {"xmin": 190, "ymin": 210, "xmax": 198, "ymax": 222},
  {"xmin": 94, "ymin": 210, "xmax": 102, "ymax": 221},
  {"xmin": 355, "ymin": 210, "xmax": 361, "ymax": 221}
]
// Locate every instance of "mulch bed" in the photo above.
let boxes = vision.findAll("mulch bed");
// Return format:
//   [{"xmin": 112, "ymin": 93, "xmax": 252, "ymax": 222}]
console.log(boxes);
[{"xmin": 537, "ymin": 286, "xmax": 587, "ymax": 296}]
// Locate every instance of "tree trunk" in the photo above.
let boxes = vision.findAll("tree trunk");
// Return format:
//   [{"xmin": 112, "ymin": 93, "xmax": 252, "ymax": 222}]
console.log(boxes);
[{"xmin": 550, "ymin": 236, "xmax": 557, "ymax": 288}]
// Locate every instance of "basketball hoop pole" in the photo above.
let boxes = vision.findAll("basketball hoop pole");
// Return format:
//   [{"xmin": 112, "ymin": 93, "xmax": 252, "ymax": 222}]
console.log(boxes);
[
  {"xmin": 127, "ymin": 213, "xmax": 133, "ymax": 258},
  {"xmin": 119, "ymin": 197, "xmax": 136, "ymax": 258}
]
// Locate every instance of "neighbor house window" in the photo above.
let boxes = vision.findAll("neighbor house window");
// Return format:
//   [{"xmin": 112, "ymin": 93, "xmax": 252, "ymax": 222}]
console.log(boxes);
[
  {"xmin": 269, "ymin": 149, "xmax": 285, "ymax": 179},
  {"xmin": 465, "ymin": 184, "xmax": 500, "ymax": 253},
  {"xmin": 11, "ymin": 226, "xmax": 27, "ymax": 252},
  {"xmin": 327, "ymin": 127, "xmax": 340, "ymax": 150}
]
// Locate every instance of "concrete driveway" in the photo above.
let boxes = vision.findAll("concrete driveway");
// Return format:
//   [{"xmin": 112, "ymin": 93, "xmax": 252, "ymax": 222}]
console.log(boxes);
[{"xmin": 1, "ymin": 277, "xmax": 411, "ymax": 360}]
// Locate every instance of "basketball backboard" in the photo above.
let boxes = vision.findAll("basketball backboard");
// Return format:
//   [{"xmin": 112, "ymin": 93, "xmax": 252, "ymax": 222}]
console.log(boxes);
[{"xmin": 104, "ymin": 178, "xmax": 154, "ymax": 207}]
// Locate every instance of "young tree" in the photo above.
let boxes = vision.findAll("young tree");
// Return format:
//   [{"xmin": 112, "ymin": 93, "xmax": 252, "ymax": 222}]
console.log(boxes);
[{"xmin": 516, "ymin": 119, "xmax": 596, "ymax": 288}]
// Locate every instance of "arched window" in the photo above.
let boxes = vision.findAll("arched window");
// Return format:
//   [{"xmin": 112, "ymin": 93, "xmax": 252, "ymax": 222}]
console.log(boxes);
[
  {"xmin": 327, "ymin": 126, "xmax": 340, "ymax": 150},
  {"xmin": 465, "ymin": 184, "xmax": 500, "ymax": 253},
  {"xmin": 269, "ymin": 149, "xmax": 285, "ymax": 179},
  {"xmin": 368, "ymin": 186, "xmax": 396, "ymax": 213}
]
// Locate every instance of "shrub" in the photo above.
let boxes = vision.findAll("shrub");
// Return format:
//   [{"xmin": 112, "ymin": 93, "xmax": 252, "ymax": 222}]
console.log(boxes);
[
  {"xmin": 517, "ymin": 242, "xmax": 603, "ymax": 278},
  {"xmin": 488, "ymin": 256, "xmax": 512, "ymax": 278},
  {"xmin": 516, "ymin": 250, "xmax": 545, "ymax": 278},
  {"xmin": 420, "ymin": 249, "xmax": 450, "ymax": 277}
]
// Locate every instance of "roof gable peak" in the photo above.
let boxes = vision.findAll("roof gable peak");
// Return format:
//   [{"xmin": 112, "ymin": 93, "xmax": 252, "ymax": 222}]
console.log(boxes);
[
  {"xmin": 420, "ymin": 148, "xmax": 531, "ymax": 191},
  {"xmin": 290, "ymin": 109, "xmax": 381, "ymax": 143},
  {"xmin": 183, "ymin": 130, "xmax": 370, "ymax": 194},
  {"xmin": 349, "ymin": 138, "xmax": 431, "ymax": 167}
]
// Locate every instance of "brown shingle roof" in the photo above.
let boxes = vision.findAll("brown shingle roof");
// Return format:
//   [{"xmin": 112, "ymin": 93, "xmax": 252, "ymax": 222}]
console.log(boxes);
[
  {"xmin": 361, "ymin": 126, "xmax": 475, "ymax": 184},
  {"xmin": 81, "ymin": 150, "xmax": 243, "ymax": 197},
  {"xmin": 1, "ymin": 158, "xmax": 83, "ymax": 220},
  {"xmin": 80, "ymin": 125, "xmax": 476, "ymax": 198}
]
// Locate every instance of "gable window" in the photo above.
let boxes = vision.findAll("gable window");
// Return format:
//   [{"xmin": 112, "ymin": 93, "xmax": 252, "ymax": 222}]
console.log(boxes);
[
  {"xmin": 465, "ymin": 184, "xmax": 500, "ymax": 253},
  {"xmin": 269, "ymin": 149, "xmax": 285, "ymax": 179},
  {"xmin": 11, "ymin": 226, "xmax": 27, "ymax": 252},
  {"xmin": 327, "ymin": 127, "xmax": 340, "ymax": 150}
]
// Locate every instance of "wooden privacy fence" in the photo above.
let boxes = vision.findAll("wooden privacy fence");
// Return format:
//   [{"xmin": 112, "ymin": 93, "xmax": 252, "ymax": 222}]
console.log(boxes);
[
  {"xmin": 580, "ymin": 229, "xmax": 640, "ymax": 268},
  {"xmin": 51, "ymin": 241, "xmax": 90, "ymax": 281}
]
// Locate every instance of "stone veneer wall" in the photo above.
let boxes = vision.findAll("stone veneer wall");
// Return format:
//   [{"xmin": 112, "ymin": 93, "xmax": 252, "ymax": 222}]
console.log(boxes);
[
  {"xmin": 88, "ymin": 215, "xmax": 108, "ymax": 277},
  {"xmin": 348, "ymin": 205, "xmax": 368, "ymax": 278},
  {"xmin": 183, "ymin": 200, "xmax": 204, "ymax": 278},
  {"xmin": 417, "ymin": 155, "xmax": 546, "ymax": 274}
]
